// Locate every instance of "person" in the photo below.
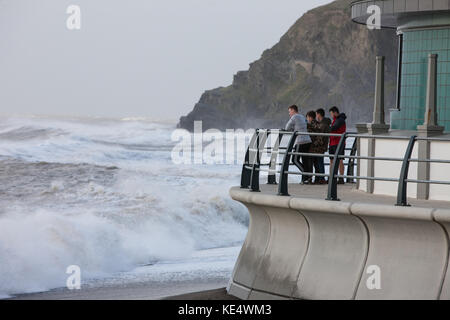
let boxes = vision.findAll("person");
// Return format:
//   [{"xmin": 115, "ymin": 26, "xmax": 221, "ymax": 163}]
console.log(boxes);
[
  {"xmin": 306, "ymin": 111, "xmax": 326, "ymax": 184},
  {"xmin": 285, "ymin": 105, "xmax": 312, "ymax": 184},
  {"xmin": 316, "ymin": 108, "xmax": 332, "ymax": 183},
  {"xmin": 329, "ymin": 106, "xmax": 347, "ymax": 184}
]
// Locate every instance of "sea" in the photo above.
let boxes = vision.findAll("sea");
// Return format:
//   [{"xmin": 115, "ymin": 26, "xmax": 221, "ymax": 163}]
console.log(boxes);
[{"xmin": 0, "ymin": 115, "xmax": 251, "ymax": 299}]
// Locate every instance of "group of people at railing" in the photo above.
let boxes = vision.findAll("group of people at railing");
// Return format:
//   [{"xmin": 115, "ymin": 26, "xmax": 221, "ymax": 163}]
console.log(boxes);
[
  {"xmin": 244, "ymin": 104, "xmax": 450, "ymax": 204},
  {"xmin": 285, "ymin": 105, "xmax": 347, "ymax": 185}
]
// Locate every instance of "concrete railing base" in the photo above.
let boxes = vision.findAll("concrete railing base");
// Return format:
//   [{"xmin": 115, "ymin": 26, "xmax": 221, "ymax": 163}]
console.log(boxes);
[{"xmin": 228, "ymin": 187, "xmax": 450, "ymax": 300}]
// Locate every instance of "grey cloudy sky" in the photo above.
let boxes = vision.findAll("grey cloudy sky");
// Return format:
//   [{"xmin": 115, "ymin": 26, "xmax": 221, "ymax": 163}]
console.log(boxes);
[{"xmin": 0, "ymin": 0, "xmax": 331, "ymax": 121}]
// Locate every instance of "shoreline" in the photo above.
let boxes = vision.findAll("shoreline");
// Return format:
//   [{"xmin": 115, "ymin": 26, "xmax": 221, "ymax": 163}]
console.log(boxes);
[
  {"xmin": 162, "ymin": 288, "xmax": 238, "ymax": 300},
  {"xmin": 6, "ymin": 280, "xmax": 236, "ymax": 301}
]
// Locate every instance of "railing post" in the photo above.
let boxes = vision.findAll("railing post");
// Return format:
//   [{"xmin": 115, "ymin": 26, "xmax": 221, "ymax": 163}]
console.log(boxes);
[
  {"xmin": 327, "ymin": 133, "xmax": 348, "ymax": 201},
  {"xmin": 250, "ymin": 162, "xmax": 261, "ymax": 192},
  {"xmin": 250, "ymin": 130, "xmax": 268, "ymax": 192},
  {"xmin": 241, "ymin": 130, "xmax": 258, "ymax": 189},
  {"xmin": 249, "ymin": 132, "xmax": 261, "ymax": 192},
  {"xmin": 396, "ymin": 135, "xmax": 417, "ymax": 207},
  {"xmin": 346, "ymin": 138, "xmax": 358, "ymax": 184},
  {"xmin": 278, "ymin": 133, "xmax": 297, "ymax": 196},
  {"xmin": 268, "ymin": 131, "xmax": 283, "ymax": 185}
]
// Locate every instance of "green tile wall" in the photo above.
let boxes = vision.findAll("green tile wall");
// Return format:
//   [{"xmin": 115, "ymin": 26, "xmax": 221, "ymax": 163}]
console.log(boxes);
[{"xmin": 391, "ymin": 28, "xmax": 450, "ymax": 132}]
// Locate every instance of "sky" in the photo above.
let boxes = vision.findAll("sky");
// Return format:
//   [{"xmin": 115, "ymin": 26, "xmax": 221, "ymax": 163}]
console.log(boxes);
[{"xmin": 0, "ymin": 0, "xmax": 332, "ymax": 121}]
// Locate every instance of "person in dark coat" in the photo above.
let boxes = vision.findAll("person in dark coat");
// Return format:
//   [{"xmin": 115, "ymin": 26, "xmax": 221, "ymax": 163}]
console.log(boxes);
[
  {"xmin": 315, "ymin": 109, "xmax": 332, "ymax": 184},
  {"xmin": 306, "ymin": 111, "xmax": 323, "ymax": 184}
]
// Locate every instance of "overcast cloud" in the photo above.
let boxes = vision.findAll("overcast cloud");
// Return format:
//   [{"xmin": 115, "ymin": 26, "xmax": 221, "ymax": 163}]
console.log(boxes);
[{"xmin": 0, "ymin": 0, "xmax": 332, "ymax": 121}]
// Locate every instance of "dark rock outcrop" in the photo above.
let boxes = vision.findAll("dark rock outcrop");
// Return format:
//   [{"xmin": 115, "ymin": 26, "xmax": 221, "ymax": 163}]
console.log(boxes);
[{"xmin": 178, "ymin": 0, "xmax": 398, "ymax": 131}]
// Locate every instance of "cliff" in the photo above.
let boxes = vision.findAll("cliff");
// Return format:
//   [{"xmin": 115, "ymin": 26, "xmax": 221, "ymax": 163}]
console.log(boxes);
[{"xmin": 178, "ymin": 0, "xmax": 398, "ymax": 131}]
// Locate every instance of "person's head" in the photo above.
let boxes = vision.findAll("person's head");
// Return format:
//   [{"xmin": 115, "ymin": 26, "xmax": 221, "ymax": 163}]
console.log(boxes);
[
  {"xmin": 329, "ymin": 106, "xmax": 340, "ymax": 119},
  {"xmin": 306, "ymin": 111, "xmax": 316, "ymax": 124},
  {"xmin": 288, "ymin": 105, "xmax": 299, "ymax": 117},
  {"xmin": 316, "ymin": 108, "xmax": 325, "ymax": 122}
]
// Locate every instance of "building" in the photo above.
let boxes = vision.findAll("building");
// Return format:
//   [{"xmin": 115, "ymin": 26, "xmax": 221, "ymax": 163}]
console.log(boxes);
[
  {"xmin": 351, "ymin": 0, "xmax": 450, "ymax": 201},
  {"xmin": 352, "ymin": 0, "xmax": 450, "ymax": 132}
]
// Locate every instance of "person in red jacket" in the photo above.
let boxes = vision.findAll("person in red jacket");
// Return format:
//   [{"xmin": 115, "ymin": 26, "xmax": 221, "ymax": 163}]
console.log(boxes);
[{"xmin": 329, "ymin": 106, "xmax": 347, "ymax": 184}]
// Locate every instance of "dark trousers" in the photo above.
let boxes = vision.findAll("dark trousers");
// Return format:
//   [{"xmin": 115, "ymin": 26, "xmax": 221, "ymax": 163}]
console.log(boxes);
[
  {"xmin": 312, "ymin": 156, "xmax": 325, "ymax": 182},
  {"xmin": 293, "ymin": 143, "xmax": 312, "ymax": 182}
]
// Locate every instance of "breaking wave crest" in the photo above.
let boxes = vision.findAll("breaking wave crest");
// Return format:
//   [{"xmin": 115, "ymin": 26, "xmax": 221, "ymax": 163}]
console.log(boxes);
[{"xmin": 0, "ymin": 116, "xmax": 249, "ymax": 298}]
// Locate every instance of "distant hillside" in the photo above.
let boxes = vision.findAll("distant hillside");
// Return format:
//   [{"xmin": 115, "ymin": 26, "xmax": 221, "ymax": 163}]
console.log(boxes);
[{"xmin": 178, "ymin": 0, "xmax": 398, "ymax": 131}]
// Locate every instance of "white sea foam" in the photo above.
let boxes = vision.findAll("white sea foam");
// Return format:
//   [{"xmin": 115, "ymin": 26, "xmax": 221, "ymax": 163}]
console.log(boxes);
[{"xmin": 0, "ymin": 115, "xmax": 249, "ymax": 297}]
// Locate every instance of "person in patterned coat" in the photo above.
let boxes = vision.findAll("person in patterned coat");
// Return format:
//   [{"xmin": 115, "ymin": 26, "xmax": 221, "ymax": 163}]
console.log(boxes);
[{"xmin": 307, "ymin": 110, "xmax": 330, "ymax": 184}]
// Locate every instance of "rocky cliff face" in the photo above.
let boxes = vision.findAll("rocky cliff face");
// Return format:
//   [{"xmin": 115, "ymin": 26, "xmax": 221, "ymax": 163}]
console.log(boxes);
[{"xmin": 178, "ymin": 0, "xmax": 398, "ymax": 131}]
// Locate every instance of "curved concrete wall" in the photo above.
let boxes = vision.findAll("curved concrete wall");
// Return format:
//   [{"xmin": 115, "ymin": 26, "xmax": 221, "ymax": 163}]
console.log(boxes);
[
  {"xmin": 294, "ymin": 210, "xmax": 369, "ymax": 300},
  {"xmin": 228, "ymin": 188, "xmax": 450, "ymax": 300},
  {"xmin": 228, "ymin": 203, "xmax": 271, "ymax": 300},
  {"xmin": 250, "ymin": 206, "xmax": 309, "ymax": 299},
  {"xmin": 356, "ymin": 216, "xmax": 447, "ymax": 300}
]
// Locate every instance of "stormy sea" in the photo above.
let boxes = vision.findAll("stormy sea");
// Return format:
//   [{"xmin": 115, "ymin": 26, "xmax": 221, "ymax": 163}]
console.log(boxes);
[{"xmin": 0, "ymin": 115, "xmax": 251, "ymax": 299}]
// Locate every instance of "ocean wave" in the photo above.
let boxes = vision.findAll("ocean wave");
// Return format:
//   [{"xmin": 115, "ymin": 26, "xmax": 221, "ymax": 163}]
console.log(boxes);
[
  {"xmin": 0, "ymin": 208, "xmax": 195, "ymax": 296},
  {"xmin": 0, "ymin": 126, "xmax": 67, "ymax": 141},
  {"xmin": 0, "ymin": 187, "xmax": 248, "ymax": 297},
  {"xmin": 0, "ymin": 118, "xmax": 249, "ymax": 297},
  {"xmin": 0, "ymin": 116, "xmax": 249, "ymax": 297}
]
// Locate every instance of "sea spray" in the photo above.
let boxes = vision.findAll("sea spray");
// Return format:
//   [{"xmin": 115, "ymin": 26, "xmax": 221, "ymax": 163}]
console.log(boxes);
[{"xmin": 0, "ymin": 116, "xmax": 249, "ymax": 297}]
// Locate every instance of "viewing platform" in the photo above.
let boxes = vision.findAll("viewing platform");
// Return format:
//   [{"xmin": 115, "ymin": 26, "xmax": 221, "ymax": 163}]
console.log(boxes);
[
  {"xmin": 227, "ymin": 128, "xmax": 450, "ymax": 300},
  {"xmin": 228, "ymin": 180, "xmax": 450, "ymax": 300},
  {"xmin": 226, "ymin": 1, "xmax": 450, "ymax": 301},
  {"xmin": 231, "ymin": 183, "xmax": 450, "ymax": 212}
]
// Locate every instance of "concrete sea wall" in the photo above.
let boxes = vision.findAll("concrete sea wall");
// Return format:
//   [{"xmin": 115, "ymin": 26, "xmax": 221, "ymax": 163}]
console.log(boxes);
[{"xmin": 227, "ymin": 187, "xmax": 450, "ymax": 300}]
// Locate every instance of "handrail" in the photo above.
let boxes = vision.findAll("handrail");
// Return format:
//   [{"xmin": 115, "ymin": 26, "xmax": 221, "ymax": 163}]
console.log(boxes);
[
  {"xmin": 346, "ymin": 138, "xmax": 358, "ymax": 184},
  {"xmin": 240, "ymin": 131, "xmax": 258, "ymax": 189},
  {"xmin": 241, "ymin": 129, "xmax": 360, "ymax": 197},
  {"xmin": 396, "ymin": 136, "xmax": 417, "ymax": 207},
  {"xmin": 268, "ymin": 132, "xmax": 284, "ymax": 185},
  {"xmin": 327, "ymin": 133, "xmax": 348, "ymax": 201},
  {"xmin": 240, "ymin": 129, "xmax": 450, "ymax": 206},
  {"xmin": 249, "ymin": 130, "xmax": 269, "ymax": 192},
  {"xmin": 278, "ymin": 132, "xmax": 298, "ymax": 196}
]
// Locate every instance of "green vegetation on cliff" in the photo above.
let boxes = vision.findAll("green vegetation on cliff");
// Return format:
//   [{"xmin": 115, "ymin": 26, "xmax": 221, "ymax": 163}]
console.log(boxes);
[{"xmin": 178, "ymin": 0, "xmax": 398, "ymax": 131}]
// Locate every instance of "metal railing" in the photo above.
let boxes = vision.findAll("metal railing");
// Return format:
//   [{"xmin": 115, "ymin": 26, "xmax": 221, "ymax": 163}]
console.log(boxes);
[{"xmin": 240, "ymin": 129, "xmax": 450, "ymax": 207}]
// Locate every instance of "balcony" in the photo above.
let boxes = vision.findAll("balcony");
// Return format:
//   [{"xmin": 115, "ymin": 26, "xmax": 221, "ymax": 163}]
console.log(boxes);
[{"xmin": 351, "ymin": 0, "xmax": 450, "ymax": 29}]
